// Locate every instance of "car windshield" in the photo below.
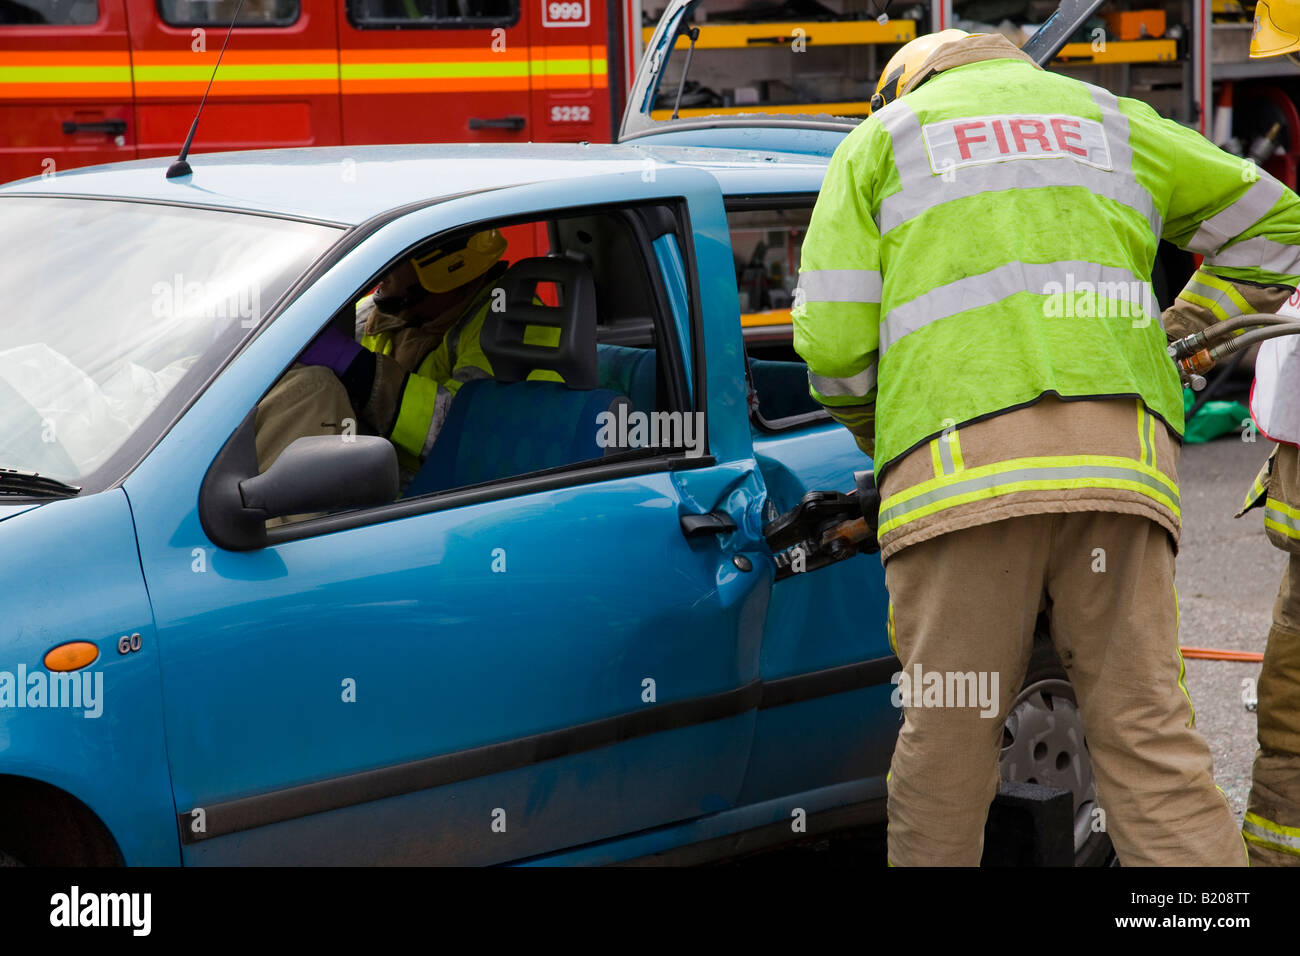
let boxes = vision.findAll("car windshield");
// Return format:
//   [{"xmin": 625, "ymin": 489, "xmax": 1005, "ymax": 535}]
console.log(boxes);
[{"xmin": 0, "ymin": 197, "xmax": 341, "ymax": 489}]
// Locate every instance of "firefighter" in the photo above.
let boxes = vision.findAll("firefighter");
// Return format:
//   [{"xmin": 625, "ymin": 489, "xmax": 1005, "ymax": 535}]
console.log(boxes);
[
  {"xmin": 794, "ymin": 27, "xmax": 1300, "ymax": 865},
  {"xmin": 1235, "ymin": 0, "xmax": 1300, "ymax": 866},
  {"xmin": 255, "ymin": 229, "xmax": 506, "ymax": 477}
]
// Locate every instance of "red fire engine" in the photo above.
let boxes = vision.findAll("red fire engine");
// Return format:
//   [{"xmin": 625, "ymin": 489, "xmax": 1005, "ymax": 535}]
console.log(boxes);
[{"xmin": 0, "ymin": 0, "xmax": 624, "ymax": 183}]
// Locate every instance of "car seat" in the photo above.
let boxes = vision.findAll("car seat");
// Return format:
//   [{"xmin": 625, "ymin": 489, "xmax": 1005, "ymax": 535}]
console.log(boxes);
[{"xmin": 404, "ymin": 257, "xmax": 632, "ymax": 497}]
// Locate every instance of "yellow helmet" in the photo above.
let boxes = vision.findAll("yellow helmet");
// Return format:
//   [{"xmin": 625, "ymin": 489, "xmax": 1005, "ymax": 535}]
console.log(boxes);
[
  {"xmin": 1251, "ymin": 0, "xmax": 1300, "ymax": 57},
  {"xmin": 411, "ymin": 228, "xmax": 507, "ymax": 293},
  {"xmin": 870, "ymin": 29, "xmax": 973, "ymax": 114}
]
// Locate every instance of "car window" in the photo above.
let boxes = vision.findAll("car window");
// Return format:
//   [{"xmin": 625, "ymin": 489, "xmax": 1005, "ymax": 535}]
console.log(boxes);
[
  {"xmin": 254, "ymin": 202, "xmax": 700, "ymax": 529},
  {"xmin": 157, "ymin": 0, "xmax": 298, "ymax": 26},
  {"xmin": 0, "ymin": 0, "xmax": 97, "ymax": 24},
  {"xmin": 348, "ymin": 0, "xmax": 517, "ymax": 28},
  {"xmin": 0, "ymin": 198, "xmax": 340, "ymax": 490},
  {"xmin": 726, "ymin": 200, "xmax": 825, "ymax": 429}
]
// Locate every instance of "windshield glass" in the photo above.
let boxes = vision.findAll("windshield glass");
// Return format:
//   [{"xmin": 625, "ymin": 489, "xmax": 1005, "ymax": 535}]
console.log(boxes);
[{"xmin": 0, "ymin": 198, "xmax": 340, "ymax": 489}]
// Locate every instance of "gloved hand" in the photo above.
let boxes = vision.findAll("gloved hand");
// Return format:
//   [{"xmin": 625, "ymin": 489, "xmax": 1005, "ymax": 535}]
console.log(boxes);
[{"xmin": 298, "ymin": 325, "xmax": 364, "ymax": 376}]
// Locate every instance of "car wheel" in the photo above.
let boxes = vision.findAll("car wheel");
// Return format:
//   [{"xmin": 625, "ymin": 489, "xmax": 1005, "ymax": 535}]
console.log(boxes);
[{"xmin": 1000, "ymin": 635, "xmax": 1116, "ymax": 866}]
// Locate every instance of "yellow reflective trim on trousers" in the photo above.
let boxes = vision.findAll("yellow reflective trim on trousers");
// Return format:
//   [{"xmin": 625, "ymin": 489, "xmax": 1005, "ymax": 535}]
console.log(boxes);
[
  {"xmin": 0, "ymin": 65, "xmax": 133, "ymax": 83},
  {"xmin": 1265, "ymin": 496, "xmax": 1300, "ymax": 539},
  {"xmin": 1147, "ymin": 407, "xmax": 1157, "ymax": 470},
  {"xmin": 1243, "ymin": 811, "xmax": 1300, "ymax": 855},
  {"xmin": 887, "ymin": 600, "xmax": 898, "ymax": 656},
  {"xmin": 1173, "ymin": 583, "xmax": 1196, "ymax": 728},
  {"xmin": 877, "ymin": 455, "xmax": 1180, "ymax": 536},
  {"xmin": 1136, "ymin": 400, "xmax": 1157, "ymax": 468},
  {"xmin": 929, "ymin": 429, "xmax": 963, "ymax": 477},
  {"xmin": 390, "ymin": 372, "xmax": 440, "ymax": 461}
]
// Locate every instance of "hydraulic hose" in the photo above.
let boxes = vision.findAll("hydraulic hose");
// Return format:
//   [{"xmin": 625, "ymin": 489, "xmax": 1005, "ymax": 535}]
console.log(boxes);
[
  {"xmin": 1173, "ymin": 319, "xmax": 1300, "ymax": 387},
  {"xmin": 1168, "ymin": 313, "xmax": 1295, "ymax": 361},
  {"xmin": 1210, "ymin": 322, "xmax": 1300, "ymax": 358},
  {"xmin": 1179, "ymin": 647, "xmax": 1264, "ymax": 663}
]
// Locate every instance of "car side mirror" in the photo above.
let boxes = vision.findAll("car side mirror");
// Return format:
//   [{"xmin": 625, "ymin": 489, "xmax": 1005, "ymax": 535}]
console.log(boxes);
[{"xmin": 200, "ymin": 409, "xmax": 399, "ymax": 551}]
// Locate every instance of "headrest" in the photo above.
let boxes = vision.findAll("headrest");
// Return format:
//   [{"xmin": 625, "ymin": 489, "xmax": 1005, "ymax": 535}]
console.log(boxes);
[{"xmin": 479, "ymin": 256, "xmax": 599, "ymax": 389}]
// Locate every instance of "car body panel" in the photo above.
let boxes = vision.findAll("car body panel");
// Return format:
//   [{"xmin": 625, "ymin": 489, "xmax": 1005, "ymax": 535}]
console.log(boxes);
[
  {"xmin": 0, "ymin": 489, "xmax": 178, "ymax": 865},
  {"xmin": 0, "ymin": 142, "xmax": 831, "ymax": 226}
]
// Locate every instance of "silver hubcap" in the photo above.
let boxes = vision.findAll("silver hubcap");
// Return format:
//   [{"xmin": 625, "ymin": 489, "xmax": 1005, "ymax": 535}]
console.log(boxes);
[{"xmin": 1000, "ymin": 678, "xmax": 1097, "ymax": 854}]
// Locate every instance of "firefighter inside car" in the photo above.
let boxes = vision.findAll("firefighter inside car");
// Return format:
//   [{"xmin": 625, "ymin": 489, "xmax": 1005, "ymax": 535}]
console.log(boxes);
[{"xmin": 253, "ymin": 228, "xmax": 509, "ymax": 503}]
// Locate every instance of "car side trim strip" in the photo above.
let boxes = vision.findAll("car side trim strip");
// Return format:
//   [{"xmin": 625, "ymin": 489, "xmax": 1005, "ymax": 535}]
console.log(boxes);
[{"xmin": 176, "ymin": 655, "xmax": 900, "ymax": 844}]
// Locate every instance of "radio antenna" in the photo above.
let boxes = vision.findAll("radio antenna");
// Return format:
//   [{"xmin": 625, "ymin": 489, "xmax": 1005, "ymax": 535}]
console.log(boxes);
[{"xmin": 166, "ymin": 0, "xmax": 248, "ymax": 179}]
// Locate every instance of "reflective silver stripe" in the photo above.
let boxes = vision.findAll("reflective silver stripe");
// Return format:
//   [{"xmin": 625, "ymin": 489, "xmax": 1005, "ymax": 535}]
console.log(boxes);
[
  {"xmin": 875, "ymin": 93, "xmax": 1161, "ymax": 237},
  {"xmin": 879, "ymin": 462, "xmax": 1179, "ymax": 528},
  {"xmin": 1180, "ymin": 277, "xmax": 1247, "ymax": 319},
  {"xmin": 420, "ymin": 385, "xmax": 455, "ymax": 459},
  {"xmin": 1243, "ymin": 815, "xmax": 1300, "ymax": 854},
  {"xmin": 880, "ymin": 260, "xmax": 1155, "ymax": 352},
  {"xmin": 1188, "ymin": 171, "xmax": 1286, "ymax": 255},
  {"xmin": 797, "ymin": 269, "xmax": 883, "ymax": 303},
  {"xmin": 1207, "ymin": 235, "xmax": 1300, "ymax": 275},
  {"xmin": 1139, "ymin": 405, "xmax": 1153, "ymax": 467},
  {"xmin": 937, "ymin": 434, "xmax": 956, "ymax": 475},
  {"xmin": 809, "ymin": 363, "xmax": 878, "ymax": 398},
  {"xmin": 1265, "ymin": 501, "xmax": 1300, "ymax": 538}
]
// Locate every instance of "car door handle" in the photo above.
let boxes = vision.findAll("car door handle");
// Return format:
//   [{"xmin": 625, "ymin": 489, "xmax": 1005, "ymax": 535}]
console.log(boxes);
[
  {"xmin": 62, "ymin": 119, "xmax": 127, "ymax": 136},
  {"xmin": 468, "ymin": 115, "xmax": 526, "ymax": 131},
  {"xmin": 680, "ymin": 510, "xmax": 738, "ymax": 538}
]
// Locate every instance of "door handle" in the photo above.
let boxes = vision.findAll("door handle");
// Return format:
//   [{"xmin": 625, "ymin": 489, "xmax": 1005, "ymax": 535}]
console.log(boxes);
[
  {"xmin": 680, "ymin": 510, "xmax": 738, "ymax": 538},
  {"xmin": 468, "ymin": 115, "xmax": 526, "ymax": 131},
  {"xmin": 62, "ymin": 119, "xmax": 128, "ymax": 136}
]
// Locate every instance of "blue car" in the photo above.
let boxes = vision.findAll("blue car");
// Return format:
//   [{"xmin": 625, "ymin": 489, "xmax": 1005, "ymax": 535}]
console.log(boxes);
[{"xmin": 0, "ymin": 0, "xmax": 1106, "ymax": 865}]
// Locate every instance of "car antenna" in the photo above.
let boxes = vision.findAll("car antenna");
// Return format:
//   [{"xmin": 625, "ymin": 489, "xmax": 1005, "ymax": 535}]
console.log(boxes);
[{"xmin": 166, "ymin": 0, "xmax": 247, "ymax": 179}]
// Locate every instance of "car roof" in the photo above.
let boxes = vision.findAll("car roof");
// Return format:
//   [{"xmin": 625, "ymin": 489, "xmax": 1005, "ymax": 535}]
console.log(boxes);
[{"xmin": 0, "ymin": 142, "xmax": 830, "ymax": 227}]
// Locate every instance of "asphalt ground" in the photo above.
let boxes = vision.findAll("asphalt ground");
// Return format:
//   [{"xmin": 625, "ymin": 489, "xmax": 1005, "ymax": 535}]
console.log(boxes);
[{"xmin": 1177, "ymin": 427, "xmax": 1284, "ymax": 823}]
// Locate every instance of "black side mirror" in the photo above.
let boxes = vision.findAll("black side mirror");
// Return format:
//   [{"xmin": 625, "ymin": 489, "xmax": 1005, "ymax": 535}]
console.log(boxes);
[{"xmin": 200, "ymin": 409, "xmax": 398, "ymax": 551}]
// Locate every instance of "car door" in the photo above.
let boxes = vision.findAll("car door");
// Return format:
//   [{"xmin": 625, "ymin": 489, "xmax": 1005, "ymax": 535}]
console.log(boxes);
[
  {"xmin": 0, "ymin": 0, "xmax": 137, "ymax": 184},
  {"xmin": 718, "ymin": 189, "xmax": 897, "ymax": 812},
  {"xmin": 124, "ymin": 168, "xmax": 770, "ymax": 864}
]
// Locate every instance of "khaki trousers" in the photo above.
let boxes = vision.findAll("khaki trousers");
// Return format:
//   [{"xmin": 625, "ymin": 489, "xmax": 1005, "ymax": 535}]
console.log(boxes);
[
  {"xmin": 254, "ymin": 364, "xmax": 357, "ymax": 472},
  {"xmin": 884, "ymin": 511, "xmax": 1247, "ymax": 866},
  {"xmin": 253, "ymin": 365, "xmax": 358, "ymax": 527},
  {"xmin": 1245, "ymin": 554, "xmax": 1300, "ymax": 865}
]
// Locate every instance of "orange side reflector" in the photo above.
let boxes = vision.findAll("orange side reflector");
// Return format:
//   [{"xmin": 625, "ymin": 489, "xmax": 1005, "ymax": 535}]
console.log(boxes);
[{"xmin": 43, "ymin": 642, "xmax": 99, "ymax": 672}]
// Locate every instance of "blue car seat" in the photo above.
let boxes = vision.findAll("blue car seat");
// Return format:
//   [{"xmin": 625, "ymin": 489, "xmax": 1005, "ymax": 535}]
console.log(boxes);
[{"xmin": 405, "ymin": 257, "xmax": 631, "ymax": 497}]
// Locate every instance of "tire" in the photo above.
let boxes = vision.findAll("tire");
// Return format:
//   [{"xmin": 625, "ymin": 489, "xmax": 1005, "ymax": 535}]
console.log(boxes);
[{"xmin": 999, "ymin": 632, "xmax": 1116, "ymax": 867}]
